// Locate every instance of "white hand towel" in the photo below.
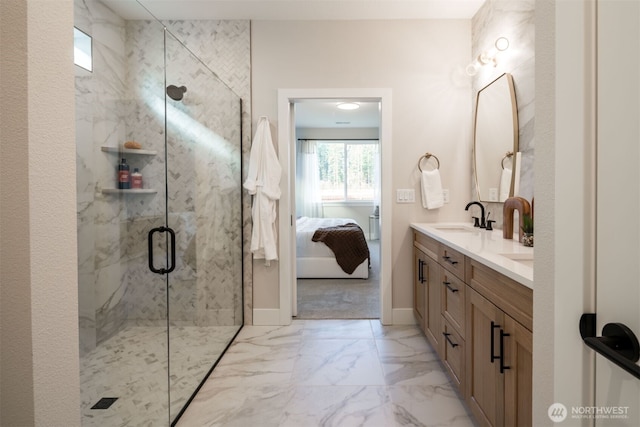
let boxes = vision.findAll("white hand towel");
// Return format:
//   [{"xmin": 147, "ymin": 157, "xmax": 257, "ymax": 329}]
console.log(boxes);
[
  {"xmin": 499, "ymin": 167, "xmax": 512, "ymax": 202},
  {"xmin": 421, "ymin": 170, "xmax": 444, "ymax": 209}
]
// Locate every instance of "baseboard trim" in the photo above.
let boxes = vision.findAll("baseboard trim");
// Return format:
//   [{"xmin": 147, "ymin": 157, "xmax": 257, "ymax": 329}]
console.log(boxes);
[
  {"xmin": 392, "ymin": 308, "xmax": 417, "ymax": 325},
  {"xmin": 252, "ymin": 309, "xmax": 282, "ymax": 326},
  {"xmin": 253, "ymin": 308, "xmax": 415, "ymax": 326}
]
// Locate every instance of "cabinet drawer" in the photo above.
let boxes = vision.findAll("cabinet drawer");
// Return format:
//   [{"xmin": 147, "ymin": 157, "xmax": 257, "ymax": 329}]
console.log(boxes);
[
  {"xmin": 441, "ymin": 317, "xmax": 465, "ymax": 392},
  {"xmin": 414, "ymin": 231, "xmax": 439, "ymax": 260},
  {"xmin": 467, "ymin": 258, "xmax": 533, "ymax": 331},
  {"xmin": 441, "ymin": 269, "xmax": 465, "ymax": 338},
  {"xmin": 439, "ymin": 244, "xmax": 465, "ymax": 279}
]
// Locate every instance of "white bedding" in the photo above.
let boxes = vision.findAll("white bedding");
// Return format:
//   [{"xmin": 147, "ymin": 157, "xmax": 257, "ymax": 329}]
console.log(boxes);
[
  {"xmin": 296, "ymin": 217, "xmax": 369, "ymax": 279},
  {"xmin": 296, "ymin": 217, "xmax": 359, "ymax": 258}
]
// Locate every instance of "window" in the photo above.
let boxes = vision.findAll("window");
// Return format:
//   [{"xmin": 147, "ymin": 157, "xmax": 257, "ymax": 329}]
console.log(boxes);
[
  {"xmin": 74, "ymin": 27, "xmax": 93, "ymax": 72},
  {"xmin": 316, "ymin": 140, "xmax": 378, "ymax": 202}
]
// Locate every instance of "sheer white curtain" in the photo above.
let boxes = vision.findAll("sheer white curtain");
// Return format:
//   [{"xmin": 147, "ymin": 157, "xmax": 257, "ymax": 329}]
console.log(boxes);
[
  {"xmin": 296, "ymin": 140, "xmax": 323, "ymax": 218},
  {"xmin": 372, "ymin": 143, "xmax": 381, "ymax": 216}
]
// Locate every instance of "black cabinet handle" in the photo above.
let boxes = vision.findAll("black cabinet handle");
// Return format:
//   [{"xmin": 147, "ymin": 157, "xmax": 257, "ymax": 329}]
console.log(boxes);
[
  {"xmin": 148, "ymin": 226, "xmax": 176, "ymax": 275},
  {"xmin": 442, "ymin": 255, "xmax": 458, "ymax": 265},
  {"xmin": 490, "ymin": 321, "xmax": 500, "ymax": 363},
  {"xmin": 443, "ymin": 332, "xmax": 459, "ymax": 348},
  {"xmin": 580, "ymin": 313, "xmax": 640, "ymax": 380},
  {"xmin": 418, "ymin": 259, "xmax": 425, "ymax": 283},
  {"xmin": 442, "ymin": 281, "xmax": 459, "ymax": 293},
  {"xmin": 499, "ymin": 329, "xmax": 511, "ymax": 373}
]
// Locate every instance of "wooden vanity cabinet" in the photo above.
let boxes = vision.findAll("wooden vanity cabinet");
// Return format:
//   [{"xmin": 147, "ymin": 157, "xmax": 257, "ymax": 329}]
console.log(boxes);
[
  {"xmin": 413, "ymin": 248, "xmax": 427, "ymax": 328},
  {"xmin": 466, "ymin": 259, "xmax": 533, "ymax": 427},
  {"xmin": 413, "ymin": 232, "xmax": 442, "ymax": 356},
  {"xmin": 466, "ymin": 288, "xmax": 504, "ymax": 427},
  {"xmin": 504, "ymin": 315, "xmax": 533, "ymax": 427},
  {"xmin": 441, "ymin": 315, "xmax": 465, "ymax": 390},
  {"xmin": 412, "ymin": 229, "xmax": 532, "ymax": 427},
  {"xmin": 438, "ymin": 242, "xmax": 467, "ymax": 391}
]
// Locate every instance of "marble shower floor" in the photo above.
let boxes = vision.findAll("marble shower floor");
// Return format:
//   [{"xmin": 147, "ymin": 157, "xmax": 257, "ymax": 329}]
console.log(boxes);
[
  {"xmin": 176, "ymin": 319, "xmax": 475, "ymax": 427},
  {"xmin": 80, "ymin": 324, "xmax": 239, "ymax": 427}
]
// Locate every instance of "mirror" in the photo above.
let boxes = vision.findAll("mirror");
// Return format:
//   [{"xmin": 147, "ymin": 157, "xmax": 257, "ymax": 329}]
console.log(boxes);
[{"xmin": 473, "ymin": 73, "xmax": 518, "ymax": 202}]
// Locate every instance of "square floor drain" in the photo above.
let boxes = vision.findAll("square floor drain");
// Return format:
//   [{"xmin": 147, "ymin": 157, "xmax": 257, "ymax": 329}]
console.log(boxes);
[{"xmin": 91, "ymin": 397, "xmax": 118, "ymax": 410}]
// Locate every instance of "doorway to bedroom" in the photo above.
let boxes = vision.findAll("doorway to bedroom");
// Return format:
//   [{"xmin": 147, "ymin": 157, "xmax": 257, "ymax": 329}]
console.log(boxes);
[{"xmin": 293, "ymin": 100, "xmax": 381, "ymax": 319}]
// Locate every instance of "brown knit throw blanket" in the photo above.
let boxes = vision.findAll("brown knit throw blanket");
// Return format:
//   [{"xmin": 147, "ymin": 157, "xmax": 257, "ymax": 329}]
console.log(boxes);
[{"xmin": 312, "ymin": 223, "xmax": 370, "ymax": 274}]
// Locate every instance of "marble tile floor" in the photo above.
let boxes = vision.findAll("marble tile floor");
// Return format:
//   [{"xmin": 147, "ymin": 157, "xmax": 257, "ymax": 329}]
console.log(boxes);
[
  {"xmin": 80, "ymin": 324, "xmax": 240, "ymax": 427},
  {"xmin": 176, "ymin": 319, "xmax": 475, "ymax": 427}
]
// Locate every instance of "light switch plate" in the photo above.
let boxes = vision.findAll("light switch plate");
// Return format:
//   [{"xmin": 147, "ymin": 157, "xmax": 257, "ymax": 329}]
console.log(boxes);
[
  {"xmin": 396, "ymin": 189, "xmax": 415, "ymax": 203},
  {"xmin": 443, "ymin": 189, "xmax": 450, "ymax": 203}
]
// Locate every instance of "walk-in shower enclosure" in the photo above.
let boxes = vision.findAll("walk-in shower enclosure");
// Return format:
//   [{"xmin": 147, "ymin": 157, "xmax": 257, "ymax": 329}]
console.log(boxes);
[{"xmin": 75, "ymin": 1, "xmax": 243, "ymax": 424}]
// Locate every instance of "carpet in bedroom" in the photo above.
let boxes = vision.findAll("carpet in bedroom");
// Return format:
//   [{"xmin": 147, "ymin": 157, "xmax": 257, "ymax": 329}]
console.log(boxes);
[{"xmin": 295, "ymin": 240, "xmax": 380, "ymax": 319}]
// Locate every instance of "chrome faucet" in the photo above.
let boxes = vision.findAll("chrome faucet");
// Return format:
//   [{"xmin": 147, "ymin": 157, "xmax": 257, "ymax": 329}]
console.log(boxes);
[{"xmin": 465, "ymin": 201, "xmax": 486, "ymax": 228}]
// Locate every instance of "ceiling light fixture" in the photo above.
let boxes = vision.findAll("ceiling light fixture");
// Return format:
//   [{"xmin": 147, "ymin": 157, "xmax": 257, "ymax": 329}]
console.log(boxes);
[
  {"xmin": 337, "ymin": 102, "xmax": 360, "ymax": 110},
  {"xmin": 465, "ymin": 36, "xmax": 510, "ymax": 76}
]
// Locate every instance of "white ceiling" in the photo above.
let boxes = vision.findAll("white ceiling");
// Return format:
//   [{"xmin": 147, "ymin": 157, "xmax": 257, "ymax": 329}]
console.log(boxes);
[
  {"xmin": 104, "ymin": 0, "xmax": 484, "ymax": 21},
  {"xmin": 295, "ymin": 101, "xmax": 381, "ymax": 129}
]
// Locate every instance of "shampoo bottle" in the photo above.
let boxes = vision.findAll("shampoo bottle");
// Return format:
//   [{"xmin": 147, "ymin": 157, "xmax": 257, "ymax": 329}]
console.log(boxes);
[
  {"xmin": 118, "ymin": 158, "xmax": 130, "ymax": 189},
  {"xmin": 131, "ymin": 168, "xmax": 143, "ymax": 189}
]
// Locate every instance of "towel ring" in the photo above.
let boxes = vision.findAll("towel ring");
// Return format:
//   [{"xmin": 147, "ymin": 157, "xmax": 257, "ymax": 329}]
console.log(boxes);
[
  {"xmin": 418, "ymin": 153, "xmax": 440, "ymax": 172},
  {"xmin": 501, "ymin": 151, "xmax": 514, "ymax": 170}
]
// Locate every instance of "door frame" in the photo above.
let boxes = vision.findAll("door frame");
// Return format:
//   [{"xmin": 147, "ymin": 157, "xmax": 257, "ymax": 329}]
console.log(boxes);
[{"xmin": 277, "ymin": 88, "xmax": 393, "ymax": 325}]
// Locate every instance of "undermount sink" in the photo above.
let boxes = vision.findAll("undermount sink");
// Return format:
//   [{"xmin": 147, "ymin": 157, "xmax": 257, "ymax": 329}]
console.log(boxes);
[
  {"xmin": 500, "ymin": 252, "xmax": 534, "ymax": 268},
  {"xmin": 433, "ymin": 224, "xmax": 477, "ymax": 233}
]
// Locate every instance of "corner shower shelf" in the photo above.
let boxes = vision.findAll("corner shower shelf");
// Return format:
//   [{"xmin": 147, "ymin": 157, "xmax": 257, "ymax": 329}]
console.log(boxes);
[
  {"xmin": 101, "ymin": 146, "xmax": 158, "ymax": 156},
  {"xmin": 102, "ymin": 188, "xmax": 158, "ymax": 195}
]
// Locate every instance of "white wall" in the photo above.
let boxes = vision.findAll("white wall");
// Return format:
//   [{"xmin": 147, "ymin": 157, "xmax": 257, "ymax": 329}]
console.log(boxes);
[
  {"xmin": 0, "ymin": 0, "xmax": 81, "ymax": 425},
  {"xmin": 251, "ymin": 19, "xmax": 472, "ymax": 310},
  {"xmin": 534, "ymin": 1, "xmax": 595, "ymax": 425}
]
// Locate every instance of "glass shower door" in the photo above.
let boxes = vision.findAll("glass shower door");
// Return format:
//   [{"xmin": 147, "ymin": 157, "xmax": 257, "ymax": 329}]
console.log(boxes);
[
  {"xmin": 75, "ymin": 2, "xmax": 171, "ymax": 425},
  {"xmin": 163, "ymin": 31, "xmax": 244, "ymax": 423},
  {"xmin": 77, "ymin": 2, "xmax": 243, "ymax": 424}
]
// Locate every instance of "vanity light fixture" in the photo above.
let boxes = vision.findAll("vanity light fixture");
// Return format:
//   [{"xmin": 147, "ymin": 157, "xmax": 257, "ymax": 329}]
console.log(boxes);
[
  {"xmin": 337, "ymin": 102, "xmax": 360, "ymax": 110},
  {"xmin": 466, "ymin": 36, "xmax": 510, "ymax": 76},
  {"xmin": 495, "ymin": 36, "xmax": 510, "ymax": 52}
]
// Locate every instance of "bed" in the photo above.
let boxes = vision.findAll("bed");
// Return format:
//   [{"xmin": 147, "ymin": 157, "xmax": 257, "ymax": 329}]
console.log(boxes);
[{"xmin": 296, "ymin": 217, "xmax": 370, "ymax": 279}]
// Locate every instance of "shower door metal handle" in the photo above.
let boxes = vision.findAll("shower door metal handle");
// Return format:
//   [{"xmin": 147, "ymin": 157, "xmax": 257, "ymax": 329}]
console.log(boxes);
[{"xmin": 148, "ymin": 226, "xmax": 176, "ymax": 275}]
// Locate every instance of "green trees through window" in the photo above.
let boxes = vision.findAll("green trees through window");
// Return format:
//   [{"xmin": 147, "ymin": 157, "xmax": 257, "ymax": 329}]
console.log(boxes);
[{"xmin": 316, "ymin": 141, "xmax": 377, "ymax": 202}]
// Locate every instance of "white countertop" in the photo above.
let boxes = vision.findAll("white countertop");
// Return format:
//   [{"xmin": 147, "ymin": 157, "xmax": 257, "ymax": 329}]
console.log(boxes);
[{"xmin": 410, "ymin": 222, "xmax": 534, "ymax": 289}]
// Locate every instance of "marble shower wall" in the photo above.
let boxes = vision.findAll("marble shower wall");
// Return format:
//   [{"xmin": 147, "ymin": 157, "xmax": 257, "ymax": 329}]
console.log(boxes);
[
  {"xmin": 76, "ymin": 0, "xmax": 131, "ymax": 355},
  {"xmin": 76, "ymin": 0, "xmax": 249, "ymax": 356},
  {"xmin": 471, "ymin": 0, "xmax": 535, "ymax": 226},
  {"xmin": 159, "ymin": 20, "xmax": 253, "ymax": 325}
]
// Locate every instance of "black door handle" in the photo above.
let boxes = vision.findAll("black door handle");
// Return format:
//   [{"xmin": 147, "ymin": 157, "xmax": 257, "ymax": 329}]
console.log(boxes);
[
  {"xmin": 580, "ymin": 313, "xmax": 640, "ymax": 380},
  {"xmin": 148, "ymin": 226, "xmax": 176, "ymax": 275}
]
